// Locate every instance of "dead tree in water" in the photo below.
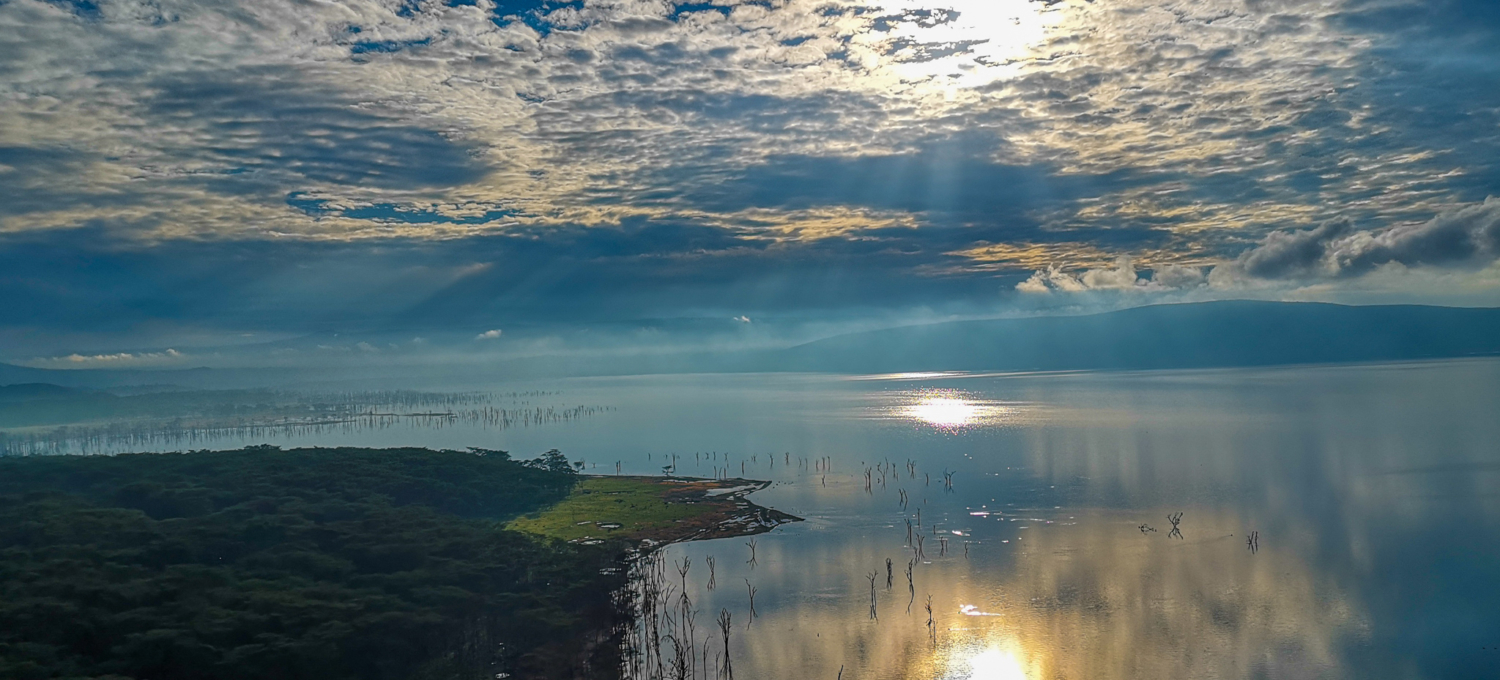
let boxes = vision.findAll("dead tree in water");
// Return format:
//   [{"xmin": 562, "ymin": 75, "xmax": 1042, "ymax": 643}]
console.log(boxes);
[
  {"xmin": 717, "ymin": 609, "xmax": 733, "ymax": 680},
  {"xmin": 1167, "ymin": 512, "xmax": 1184, "ymax": 540},
  {"xmin": 706, "ymin": 556, "xmax": 716, "ymax": 590},
  {"xmin": 885, "ymin": 558, "xmax": 893, "ymax": 589},
  {"xmin": 866, "ymin": 571, "xmax": 878, "ymax": 620},
  {"xmin": 905, "ymin": 518, "xmax": 914, "ymax": 547},
  {"xmin": 666, "ymin": 635, "xmax": 689, "ymax": 680},
  {"xmin": 745, "ymin": 539, "xmax": 758, "ymax": 567},
  {"xmin": 925, "ymin": 595, "xmax": 935, "ymax": 641},
  {"xmin": 938, "ymin": 536, "xmax": 948, "ymax": 557},
  {"xmin": 681, "ymin": 609, "xmax": 698, "ymax": 680},
  {"xmin": 915, "ymin": 535, "xmax": 926, "ymax": 561},
  {"xmin": 905, "ymin": 559, "xmax": 915, "ymax": 612},
  {"xmin": 676, "ymin": 558, "xmax": 695, "ymax": 680},
  {"xmin": 745, "ymin": 580, "xmax": 758, "ymax": 627}
]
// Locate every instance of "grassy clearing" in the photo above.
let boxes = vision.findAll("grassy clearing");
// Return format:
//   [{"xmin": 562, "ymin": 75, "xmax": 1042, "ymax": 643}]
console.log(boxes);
[{"xmin": 508, "ymin": 476, "xmax": 727, "ymax": 542}]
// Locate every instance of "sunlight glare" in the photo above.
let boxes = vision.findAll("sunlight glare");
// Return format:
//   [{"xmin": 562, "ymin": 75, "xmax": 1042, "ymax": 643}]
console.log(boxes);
[
  {"xmin": 881, "ymin": 0, "xmax": 1057, "ymax": 87},
  {"xmin": 965, "ymin": 647, "xmax": 1028, "ymax": 680},
  {"xmin": 909, "ymin": 396, "xmax": 979, "ymax": 427}
]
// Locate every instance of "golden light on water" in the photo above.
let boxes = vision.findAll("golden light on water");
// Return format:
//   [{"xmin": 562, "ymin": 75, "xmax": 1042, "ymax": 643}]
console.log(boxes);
[{"xmin": 961, "ymin": 646, "xmax": 1030, "ymax": 680}]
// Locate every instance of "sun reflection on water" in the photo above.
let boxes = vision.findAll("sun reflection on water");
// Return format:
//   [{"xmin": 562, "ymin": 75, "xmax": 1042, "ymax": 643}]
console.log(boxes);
[
  {"xmin": 961, "ymin": 646, "xmax": 1030, "ymax": 680},
  {"xmin": 899, "ymin": 390, "xmax": 1013, "ymax": 429},
  {"xmin": 911, "ymin": 396, "xmax": 981, "ymax": 427}
]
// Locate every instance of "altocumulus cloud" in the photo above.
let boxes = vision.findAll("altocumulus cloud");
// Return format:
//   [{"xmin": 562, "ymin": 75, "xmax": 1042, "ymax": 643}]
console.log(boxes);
[{"xmin": 1, "ymin": 0, "xmax": 1500, "ymax": 348}]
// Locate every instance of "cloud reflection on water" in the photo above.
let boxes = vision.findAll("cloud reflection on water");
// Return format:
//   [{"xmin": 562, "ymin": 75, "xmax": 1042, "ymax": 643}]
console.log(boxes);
[
  {"xmin": 644, "ymin": 363, "xmax": 1500, "ymax": 679},
  {"xmin": 676, "ymin": 504, "xmax": 1357, "ymax": 680}
]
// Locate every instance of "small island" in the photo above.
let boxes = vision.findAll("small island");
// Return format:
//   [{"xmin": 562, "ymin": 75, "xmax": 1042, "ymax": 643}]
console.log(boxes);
[{"xmin": 0, "ymin": 446, "xmax": 798, "ymax": 680}]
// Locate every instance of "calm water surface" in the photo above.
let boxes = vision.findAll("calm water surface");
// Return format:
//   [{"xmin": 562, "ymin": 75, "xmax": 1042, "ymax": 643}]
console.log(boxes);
[{"xmin": 96, "ymin": 360, "xmax": 1500, "ymax": 678}]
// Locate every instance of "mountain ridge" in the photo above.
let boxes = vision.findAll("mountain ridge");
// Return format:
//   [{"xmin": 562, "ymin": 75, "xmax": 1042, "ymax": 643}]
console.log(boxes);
[{"xmin": 766, "ymin": 300, "xmax": 1500, "ymax": 373}]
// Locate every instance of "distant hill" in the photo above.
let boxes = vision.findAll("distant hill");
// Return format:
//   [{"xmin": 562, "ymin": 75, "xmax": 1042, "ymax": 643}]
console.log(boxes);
[
  {"xmin": 5, "ymin": 302, "xmax": 1500, "ymax": 383},
  {"xmin": 764, "ymin": 301, "xmax": 1500, "ymax": 374},
  {"xmin": 0, "ymin": 383, "xmax": 97, "ymax": 403},
  {"xmin": 0, "ymin": 363, "xmax": 74, "ymax": 387},
  {"xmin": 0, "ymin": 362, "xmax": 228, "ymax": 390}
]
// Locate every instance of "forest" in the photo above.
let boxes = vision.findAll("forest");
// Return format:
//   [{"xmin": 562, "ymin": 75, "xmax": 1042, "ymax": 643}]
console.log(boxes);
[{"xmin": 0, "ymin": 445, "xmax": 628, "ymax": 680}]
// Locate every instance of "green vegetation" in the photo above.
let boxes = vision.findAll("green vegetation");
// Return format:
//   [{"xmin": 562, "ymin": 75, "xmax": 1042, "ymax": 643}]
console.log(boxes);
[
  {"xmin": 509, "ymin": 476, "xmax": 798, "ymax": 545},
  {"xmin": 509, "ymin": 477, "xmax": 709, "ymax": 542},
  {"xmin": 0, "ymin": 446, "xmax": 629, "ymax": 680}
]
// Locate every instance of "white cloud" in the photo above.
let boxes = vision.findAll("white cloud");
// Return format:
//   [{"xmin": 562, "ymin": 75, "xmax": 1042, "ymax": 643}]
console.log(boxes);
[
  {"xmin": 1018, "ymin": 258, "xmax": 1209, "ymax": 294},
  {"xmin": 475, "ymin": 329, "xmax": 504, "ymax": 340},
  {"xmin": 24, "ymin": 348, "xmax": 184, "ymax": 368}
]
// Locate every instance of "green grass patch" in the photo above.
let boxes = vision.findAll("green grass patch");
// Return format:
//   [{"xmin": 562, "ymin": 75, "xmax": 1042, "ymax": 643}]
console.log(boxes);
[{"xmin": 508, "ymin": 476, "xmax": 710, "ymax": 542}]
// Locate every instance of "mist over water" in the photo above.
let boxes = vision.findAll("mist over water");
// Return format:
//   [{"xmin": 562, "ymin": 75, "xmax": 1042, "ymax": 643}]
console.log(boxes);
[{"xmin": 11, "ymin": 359, "xmax": 1500, "ymax": 678}]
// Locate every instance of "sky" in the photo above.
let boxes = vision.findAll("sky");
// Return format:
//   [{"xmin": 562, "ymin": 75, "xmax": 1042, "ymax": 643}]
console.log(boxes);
[{"xmin": 2, "ymin": 0, "xmax": 1499, "ymax": 366}]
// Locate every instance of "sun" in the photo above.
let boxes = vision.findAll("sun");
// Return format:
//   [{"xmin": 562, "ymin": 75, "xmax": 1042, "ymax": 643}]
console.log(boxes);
[{"xmin": 877, "ymin": 0, "xmax": 1058, "ymax": 87}]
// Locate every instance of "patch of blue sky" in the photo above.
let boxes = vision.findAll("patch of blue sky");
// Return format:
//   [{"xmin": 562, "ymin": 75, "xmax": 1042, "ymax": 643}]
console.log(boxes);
[
  {"xmin": 351, "ymin": 37, "xmax": 432, "ymax": 55},
  {"xmin": 42, "ymin": 0, "xmax": 101, "ymax": 20},
  {"xmin": 489, "ymin": 0, "xmax": 582, "ymax": 35},
  {"xmin": 670, "ymin": 2, "xmax": 732, "ymax": 20},
  {"xmin": 287, "ymin": 195, "xmax": 515, "ymax": 225}
]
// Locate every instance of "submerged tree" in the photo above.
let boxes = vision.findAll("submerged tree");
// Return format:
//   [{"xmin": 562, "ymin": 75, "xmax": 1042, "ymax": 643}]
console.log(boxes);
[
  {"xmin": 717, "ymin": 609, "xmax": 733, "ymax": 680},
  {"xmin": 745, "ymin": 580, "xmax": 758, "ymax": 627}
]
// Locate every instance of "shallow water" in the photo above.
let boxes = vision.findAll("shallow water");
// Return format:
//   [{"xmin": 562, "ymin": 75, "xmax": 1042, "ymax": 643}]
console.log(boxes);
[
  {"xmin": 28, "ymin": 359, "xmax": 1500, "ymax": 678},
  {"xmin": 589, "ymin": 361, "xmax": 1500, "ymax": 680}
]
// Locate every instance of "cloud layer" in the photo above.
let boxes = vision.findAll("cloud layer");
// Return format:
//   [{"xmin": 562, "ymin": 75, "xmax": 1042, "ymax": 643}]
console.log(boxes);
[{"xmin": 2, "ymin": 0, "xmax": 1499, "ymax": 351}]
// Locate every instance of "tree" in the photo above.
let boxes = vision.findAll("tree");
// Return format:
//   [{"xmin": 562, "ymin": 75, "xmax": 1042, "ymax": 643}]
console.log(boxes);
[{"xmin": 525, "ymin": 449, "xmax": 576, "ymax": 475}]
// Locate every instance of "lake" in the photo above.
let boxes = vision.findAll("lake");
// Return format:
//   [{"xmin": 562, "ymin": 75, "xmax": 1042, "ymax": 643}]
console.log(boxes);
[{"xmin": 35, "ymin": 359, "xmax": 1500, "ymax": 679}]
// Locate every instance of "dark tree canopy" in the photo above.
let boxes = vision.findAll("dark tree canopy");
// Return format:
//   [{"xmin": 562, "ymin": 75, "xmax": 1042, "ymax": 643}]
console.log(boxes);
[{"xmin": 0, "ymin": 446, "xmax": 624, "ymax": 680}]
